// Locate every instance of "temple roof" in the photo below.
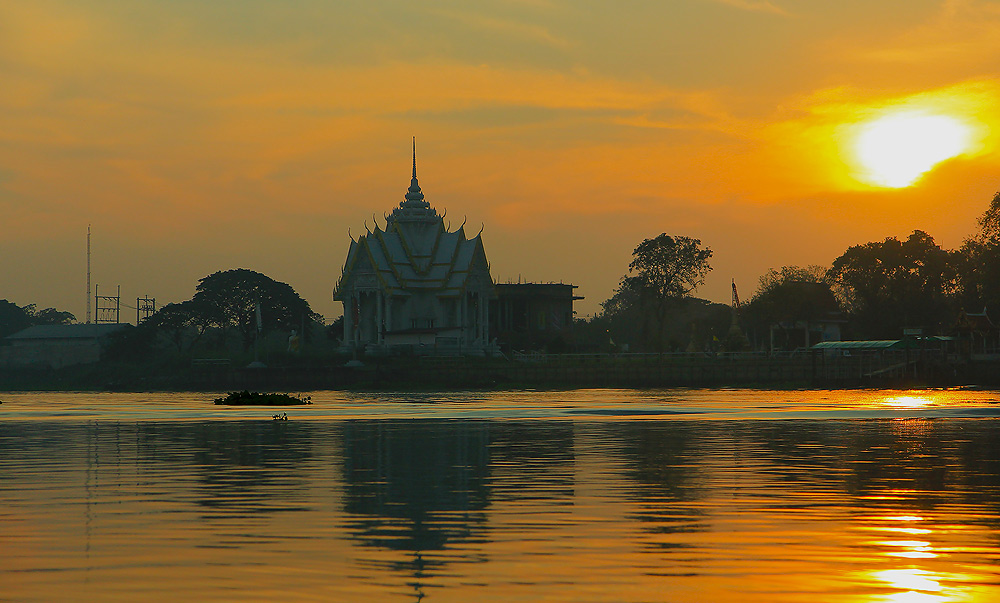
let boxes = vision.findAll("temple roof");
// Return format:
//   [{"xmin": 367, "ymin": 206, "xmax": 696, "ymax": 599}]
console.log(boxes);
[{"xmin": 335, "ymin": 144, "xmax": 492, "ymax": 299}]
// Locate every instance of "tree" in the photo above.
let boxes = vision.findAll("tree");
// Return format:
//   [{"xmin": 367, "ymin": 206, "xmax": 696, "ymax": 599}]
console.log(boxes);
[
  {"xmin": 144, "ymin": 300, "xmax": 215, "ymax": 352},
  {"xmin": 0, "ymin": 300, "xmax": 33, "ymax": 339},
  {"xmin": 192, "ymin": 269, "xmax": 320, "ymax": 351},
  {"xmin": 976, "ymin": 191, "xmax": 1000, "ymax": 242},
  {"xmin": 827, "ymin": 230, "xmax": 957, "ymax": 338},
  {"xmin": 743, "ymin": 265, "xmax": 841, "ymax": 351},
  {"xmin": 597, "ymin": 277, "xmax": 645, "ymax": 351},
  {"xmin": 28, "ymin": 306, "xmax": 76, "ymax": 326},
  {"xmin": 622, "ymin": 234, "xmax": 713, "ymax": 351},
  {"xmin": 956, "ymin": 191, "xmax": 1000, "ymax": 317},
  {"xmin": 0, "ymin": 300, "xmax": 76, "ymax": 339}
]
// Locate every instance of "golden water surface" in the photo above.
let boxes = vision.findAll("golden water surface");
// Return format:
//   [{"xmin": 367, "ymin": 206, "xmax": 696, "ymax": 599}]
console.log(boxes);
[{"xmin": 2, "ymin": 389, "xmax": 999, "ymax": 602}]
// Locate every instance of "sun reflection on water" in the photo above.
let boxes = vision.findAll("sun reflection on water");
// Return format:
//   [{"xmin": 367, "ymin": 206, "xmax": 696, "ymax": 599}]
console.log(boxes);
[
  {"xmin": 883, "ymin": 395, "xmax": 936, "ymax": 409},
  {"xmin": 871, "ymin": 567, "xmax": 973, "ymax": 603},
  {"xmin": 875, "ymin": 568, "xmax": 943, "ymax": 593},
  {"xmin": 863, "ymin": 514, "xmax": 979, "ymax": 603}
]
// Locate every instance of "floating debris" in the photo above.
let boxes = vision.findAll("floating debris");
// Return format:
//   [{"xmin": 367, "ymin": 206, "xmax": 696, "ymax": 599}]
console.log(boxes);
[{"xmin": 213, "ymin": 391, "xmax": 312, "ymax": 406}]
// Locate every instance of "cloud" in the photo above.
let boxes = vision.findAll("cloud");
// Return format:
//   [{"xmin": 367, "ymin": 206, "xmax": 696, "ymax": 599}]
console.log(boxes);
[
  {"xmin": 844, "ymin": 0, "xmax": 1000, "ymax": 68},
  {"xmin": 429, "ymin": 8, "xmax": 573, "ymax": 49},
  {"xmin": 704, "ymin": 0, "xmax": 788, "ymax": 16}
]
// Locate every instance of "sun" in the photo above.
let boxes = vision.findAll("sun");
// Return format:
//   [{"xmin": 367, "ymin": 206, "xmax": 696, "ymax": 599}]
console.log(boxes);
[{"xmin": 851, "ymin": 110, "xmax": 973, "ymax": 188}]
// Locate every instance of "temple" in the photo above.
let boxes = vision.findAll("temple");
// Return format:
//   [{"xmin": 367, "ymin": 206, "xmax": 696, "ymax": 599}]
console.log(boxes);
[{"xmin": 333, "ymin": 142, "xmax": 497, "ymax": 354}]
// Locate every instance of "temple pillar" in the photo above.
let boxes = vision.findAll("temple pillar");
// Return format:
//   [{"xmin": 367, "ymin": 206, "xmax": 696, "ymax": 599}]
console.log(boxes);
[
  {"xmin": 353, "ymin": 292, "xmax": 361, "ymax": 346},
  {"xmin": 343, "ymin": 291, "xmax": 354, "ymax": 346},
  {"xmin": 480, "ymin": 291, "xmax": 487, "ymax": 343},
  {"xmin": 460, "ymin": 293, "xmax": 467, "ymax": 344},
  {"xmin": 385, "ymin": 295, "xmax": 392, "ymax": 338},
  {"xmin": 476, "ymin": 291, "xmax": 484, "ymax": 344},
  {"xmin": 376, "ymin": 289, "xmax": 383, "ymax": 344}
]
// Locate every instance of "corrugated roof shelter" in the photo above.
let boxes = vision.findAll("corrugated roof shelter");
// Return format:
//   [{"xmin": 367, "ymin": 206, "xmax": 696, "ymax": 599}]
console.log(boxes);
[
  {"xmin": 812, "ymin": 340, "xmax": 909, "ymax": 351},
  {"xmin": 2, "ymin": 323, "xmax": 127, "ymax": 369},
  {"xmin": 6, "ymin": 324, "xmax": 127, "ymax": 341},
  {"xmin": 812, "ymin": 336, "xmax": 954, "ymax": 352}
]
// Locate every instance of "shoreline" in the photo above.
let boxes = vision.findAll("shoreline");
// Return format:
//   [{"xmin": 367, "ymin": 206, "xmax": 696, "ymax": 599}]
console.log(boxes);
[{"xmin": 3, "ymin": 354, "xmax": 997, "ymax": 393}]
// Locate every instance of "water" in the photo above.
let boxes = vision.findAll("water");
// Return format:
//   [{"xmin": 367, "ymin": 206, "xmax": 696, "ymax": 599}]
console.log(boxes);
[{"xmin": 2, "ymin": 388, "xmax": 1000, "ymax": 602}]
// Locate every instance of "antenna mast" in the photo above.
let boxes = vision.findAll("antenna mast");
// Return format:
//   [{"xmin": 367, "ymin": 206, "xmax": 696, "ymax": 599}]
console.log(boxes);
[{"xmin": 86, "ymin": 225, "xmax": 92, "ymax": 324}]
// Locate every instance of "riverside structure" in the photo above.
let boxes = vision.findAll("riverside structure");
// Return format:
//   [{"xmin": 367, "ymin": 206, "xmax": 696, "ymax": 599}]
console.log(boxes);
[{"xmin": 334, "ymin": 143, "xmax": 496, "ymax": 355}]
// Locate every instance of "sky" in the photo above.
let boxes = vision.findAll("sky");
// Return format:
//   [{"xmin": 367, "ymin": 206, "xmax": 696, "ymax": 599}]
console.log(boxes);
[{"xmin": 2, "ymin": 0, "xmax": 999, "ymax": 321}]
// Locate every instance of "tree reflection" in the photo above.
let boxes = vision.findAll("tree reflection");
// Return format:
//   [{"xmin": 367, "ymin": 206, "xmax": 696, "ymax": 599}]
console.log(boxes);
[
  {"xmin": 135, "ymin": 421, "xmax": 316, "ymax": 516},
  {"xmin": 487, "ymin": 422, "xmax": 576, "ymax": 504},
  {"xmin": 611, "ymin": 422, "xmax": 708, "ymax": 546}
]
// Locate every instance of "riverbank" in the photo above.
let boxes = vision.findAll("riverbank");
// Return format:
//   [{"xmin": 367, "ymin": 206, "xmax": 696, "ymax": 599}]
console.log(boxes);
[{"xmin": 2, "ymin": 352, "xmax": 997, "ymax": 392}]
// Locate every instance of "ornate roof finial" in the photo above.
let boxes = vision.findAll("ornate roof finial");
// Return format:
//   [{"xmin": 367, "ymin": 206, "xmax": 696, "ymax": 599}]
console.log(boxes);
[{"xmin": 403, "ymin": 136, "xmax": 426, "ymax": 206}]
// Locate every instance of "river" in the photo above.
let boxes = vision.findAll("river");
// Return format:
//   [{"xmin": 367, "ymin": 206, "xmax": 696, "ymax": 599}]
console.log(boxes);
[{"xmin": 2, "ymin": 388, "xmax": 1000, "ymax": 602}]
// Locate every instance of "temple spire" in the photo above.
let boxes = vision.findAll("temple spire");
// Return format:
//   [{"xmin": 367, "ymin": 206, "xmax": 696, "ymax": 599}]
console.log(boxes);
[{"xmin": 402, "ymin": 137, "xmax": 427, "ymax": 207}]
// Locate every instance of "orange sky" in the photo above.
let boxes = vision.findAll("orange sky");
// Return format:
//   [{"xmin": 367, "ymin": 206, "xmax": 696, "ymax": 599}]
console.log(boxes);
[{"xmin": 2, "ymin": 0, "xmax": 999, "ymax": 320}]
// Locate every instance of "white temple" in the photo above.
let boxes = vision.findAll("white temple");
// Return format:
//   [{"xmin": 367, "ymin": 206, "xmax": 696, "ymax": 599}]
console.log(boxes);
[{"xmin": 333, "ymin": 142, "xmax": 496, "ymax": 354}]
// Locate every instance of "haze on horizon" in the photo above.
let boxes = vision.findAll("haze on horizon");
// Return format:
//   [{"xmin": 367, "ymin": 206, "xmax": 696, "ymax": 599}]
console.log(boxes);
[{"xmin": 2, "ymin": 0, "xmax": 999, "ymax": 321}]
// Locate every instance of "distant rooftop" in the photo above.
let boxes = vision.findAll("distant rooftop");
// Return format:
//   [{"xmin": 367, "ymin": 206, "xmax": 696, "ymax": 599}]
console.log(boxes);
[
  {"xmin": 6, "ymin": 323, "xmax": 128, "ymax": 341},
  {"xmin": 495, "ymin": 282, "xmax": 584, "ymax": 300},
  {"xmin": 812, "ymin": 337, "xmax": 953, "ymax": 351}
]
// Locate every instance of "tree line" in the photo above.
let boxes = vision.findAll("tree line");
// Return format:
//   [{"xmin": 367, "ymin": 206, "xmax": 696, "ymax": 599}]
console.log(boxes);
[
  {"xmin": 5, "ymin": 192, "xmax": 1000, "ymax": 357},
  {"xmin": 109, "ymin": 268, "xmax": 323, "ymax": 357},
  {"xmin": 0, "ymin": 269, "xmax": 323, "ymax": 360},
  {"xmin": 0, "ymin": 301, "xmax": 76, "ymax": 338},
  {"xmin": 579, "ymin": 192, "xmax": 1000, "ymax": 353}
]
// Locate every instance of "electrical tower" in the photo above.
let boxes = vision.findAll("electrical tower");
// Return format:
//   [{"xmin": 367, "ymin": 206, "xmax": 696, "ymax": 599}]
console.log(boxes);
[
  {"xmin": 136, "ymin": 296, "xmax": 156, "ymax": 324},
  {"xmin": 95, "ymin": 284, "xmax": 121, "ymax": 324}
]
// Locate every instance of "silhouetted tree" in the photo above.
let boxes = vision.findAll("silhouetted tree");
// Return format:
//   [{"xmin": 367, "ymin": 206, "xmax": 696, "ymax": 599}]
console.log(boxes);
[
  {"xmin": 956, "ymin": 192, "xmax": 1000, "ymax": 317},
  {"xmin": 192, "ymin": 269, "xmax": 320, "ymax": 351},
  {"xmin": 326, "ymin": 316, "xmax": 344, "ymax": 342},
  {"xmin": 0, "ymin": 300, "xmax": 33, "ymax": 339},
  {"xmin": 0, "ymin": 300, "xmax": 76, "ymax": 339},
  {"xmin": 743, "ymin": 265, "xmax": 841, "ymax": 350},
  {"xmin": 977, "ymin": 191, "xmax": 1000, "ymax": 241},
  {"xmin": 828, "ymin": 230, "xmax": 957, "ymax": 338},
  {"xmin": 623, "ymin": 234, "xmax": 713, "ymax": 351},
  {"xmin": 597, "ymin": 277, "xmax": 645, "ymax": 350},
  {"xmin": 27, "ymin": 306, "xmax": 76, "ymax": 326},
  {"xmin": 145, "ymin": 300, "xmax": 216, "ymax": 352}
]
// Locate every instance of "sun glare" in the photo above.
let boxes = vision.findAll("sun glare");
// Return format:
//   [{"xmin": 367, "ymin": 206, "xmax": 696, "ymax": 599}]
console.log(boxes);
[
  {"xmin": 883, "ymin": 395, "xmax": 934, "ymax": 409},
  {"xmin": 852, "ymin": 111, "xmax": 972, "ymax": 188}
]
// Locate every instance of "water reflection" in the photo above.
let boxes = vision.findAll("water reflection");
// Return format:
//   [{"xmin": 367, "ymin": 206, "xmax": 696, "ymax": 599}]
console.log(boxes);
[
  {"xmin": 872, "ymin": 569, "xmax": 949, "ymax": 602},
  {"xmin": 4, "ymin": 393, "xmax": 1000, "ymax": 602},
  {"xmin": 340, "ymin": 419, "xmax": 491, "ymax": 595},
  {"xmin": 337, "ymin": 420, "xmax": 581, "ymax": 598},
  {"xmin": 883, "ymin": 395, "xmax": 935, "ymax": 409},
  {"xmin": 611, "ymin": 423, "xmax": 707, "ymax": 549}
]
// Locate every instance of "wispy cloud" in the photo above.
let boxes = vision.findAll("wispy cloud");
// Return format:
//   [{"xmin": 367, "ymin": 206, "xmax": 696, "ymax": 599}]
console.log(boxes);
[
  {"xmin": 430, "ymin": 8, "xmax": 573, "ymax": 49},
  {"xmin": 847, "ymin": 0, "xmax": 1000, "ymax": 66},
  {"xmin": 705, "ymin": 0, "xmax": 788, "ymax": 16}
]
